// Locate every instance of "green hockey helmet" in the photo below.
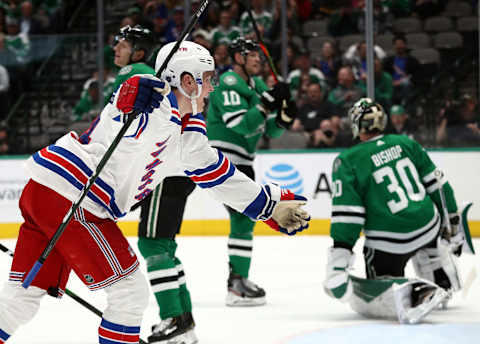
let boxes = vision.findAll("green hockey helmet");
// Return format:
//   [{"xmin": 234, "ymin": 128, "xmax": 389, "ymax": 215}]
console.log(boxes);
[{"xmin": 348, "ymin": 98, "xmax": 387, "ymax": 138}]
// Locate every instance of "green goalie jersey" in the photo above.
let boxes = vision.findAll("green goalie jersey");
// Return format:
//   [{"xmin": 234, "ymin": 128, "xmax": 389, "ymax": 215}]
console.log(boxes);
[
  {"xmin": 330, "ymin": 134, "xmax": 457, "ymax": 254},
  {"xmin": 207, "ymin": 71, "xmax": 284, "ymax": 165}
]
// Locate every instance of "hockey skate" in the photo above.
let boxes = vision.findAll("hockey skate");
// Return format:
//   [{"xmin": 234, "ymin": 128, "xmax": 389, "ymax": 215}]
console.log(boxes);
[
  {"xmin": 394, "ymin": 280, "xmax": 448, "ymax": 324},
  {"xmin": 148, "ymin": 312, "xmax": 198, "ymax": 344},
  {"xmin": 226, "ymin": 271, "xmax": 266, "ymax": 306}
]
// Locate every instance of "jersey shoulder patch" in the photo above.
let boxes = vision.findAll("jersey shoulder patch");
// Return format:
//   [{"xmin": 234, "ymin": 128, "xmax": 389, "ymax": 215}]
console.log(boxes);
[
  {"xmin": 223, "ymin": 74, "xmax": 237, "ymax": 86},
  {"xmin": 118, "ymin": 65, "xmax": 133, "ymax": 75}
]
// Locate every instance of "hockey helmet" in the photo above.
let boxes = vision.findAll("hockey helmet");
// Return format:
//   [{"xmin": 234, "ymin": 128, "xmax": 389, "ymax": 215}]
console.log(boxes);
[
  {"xmin": 114, "ymin": 25, "xmax": 154, "ymax": 61},
  {"xmin": 348, "ymin": 98, "xmax": 387, "ymax": 138},
  {"xmin": 155, "ymin": 40, "xmax": 215, "ymax": 99},
  {"xmin": 228, "ymin": 37, "xmax": 259, "ymax": 61}
]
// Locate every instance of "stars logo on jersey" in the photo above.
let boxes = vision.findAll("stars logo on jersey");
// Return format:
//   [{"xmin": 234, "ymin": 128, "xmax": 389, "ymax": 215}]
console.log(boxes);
[
  {"xmin": 119, "ymin": 65, "xmax": 133, "ymax": 75},
  {"xmin": 224, "ymin": 75, "xmax": 237, "ymax": 86},
  {"xmin": 377, "ymin": 140, "xmax": 385, "ymax": 146}
]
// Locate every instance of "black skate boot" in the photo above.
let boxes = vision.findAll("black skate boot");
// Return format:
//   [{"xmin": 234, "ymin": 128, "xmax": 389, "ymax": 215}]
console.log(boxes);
[
  {"xmin": 226, "ymin": 265, "xmax": 266, "ymax": 306},
  {"xmin": 148, "ymin": 312, "xmax": 197, "ymax": 344}
]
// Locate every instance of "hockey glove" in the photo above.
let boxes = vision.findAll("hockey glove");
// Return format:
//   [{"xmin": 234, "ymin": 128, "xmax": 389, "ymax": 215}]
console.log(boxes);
[
  {"xmin": 117, "ymin": 75, "xmax": 170, "ymax": 115},
  {"xmin": 323, "ymin": 247, "xmax": 354, "ymax": 302},
  {"xmin": 441, "ymin": 213, "xmax": 464, "ymax": 256},
  {"xmin": 260, "ymin": 82, "xmax": 291, "ymax": 112},
  {"xmin": 264, "ymin": 189, "xmax": 310, "ymax": 235},
  {"xmin": 275, "ymin": 99, "xmax": 297, "ymax": 129}
]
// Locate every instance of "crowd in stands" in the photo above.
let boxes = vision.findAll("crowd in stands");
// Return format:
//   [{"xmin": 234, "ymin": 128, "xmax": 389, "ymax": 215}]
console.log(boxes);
[
  {"xmin": 2, "ymin": 0, "xmax": 480, "ymax": 155},
  {"xmin": 0, "ymin": 0, "xmax": 64, "ymax": 150}
]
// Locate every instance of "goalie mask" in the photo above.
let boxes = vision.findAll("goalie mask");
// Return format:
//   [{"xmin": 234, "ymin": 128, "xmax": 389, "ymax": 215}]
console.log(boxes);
[
  {"xmin": 155, "ymin": 40, "xmax": 215, "ymax": 100},
  {"xmin": 114, "ymin": 25, "xmax": 154, "ymax": 62},
  {"xmin": 348, "ymin": 98, "xmax": 387, "ymax": 138}
]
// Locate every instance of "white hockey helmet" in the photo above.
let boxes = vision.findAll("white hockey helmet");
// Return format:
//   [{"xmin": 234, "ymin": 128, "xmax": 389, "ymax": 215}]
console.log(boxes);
[
  {"xmin": 348, "ymin": 97, "xmax": 387, "ymax": 138},
  {"xmin": 155, "ymin": 40, "xmax": 215, "ymax": 99}
]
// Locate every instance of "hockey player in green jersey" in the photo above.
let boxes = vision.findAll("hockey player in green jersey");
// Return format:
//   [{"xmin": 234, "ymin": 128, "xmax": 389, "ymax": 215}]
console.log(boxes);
[
  {"xmin": 105, "ymin": 24, "xmax": 155, "ymax": 104},
  {"xmin": 207, "ymin": 37, "xmax": 296, "ymax": 306},
  {"xmin": 323, "ymin": 98, "xmax": 469, "ymax": 324}
]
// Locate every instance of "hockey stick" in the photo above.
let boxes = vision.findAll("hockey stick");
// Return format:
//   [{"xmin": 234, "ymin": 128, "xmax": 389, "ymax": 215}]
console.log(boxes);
[
  {"xmin": 22, "ymin": 0, "xmax": 211, "ymax": 289},
  {"xmin": 242, "ymin": 0, "xmax": 280, "ymax": 83},
  {"xmin": 0, "ymin": 243, "xmax": 148, "ymax": 343}
]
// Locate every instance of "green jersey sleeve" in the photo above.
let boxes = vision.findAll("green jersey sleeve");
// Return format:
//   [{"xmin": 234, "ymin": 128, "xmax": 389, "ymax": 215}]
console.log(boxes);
[
  {"xmin": 210, "ymin": 73, "xmax": 267, "ymax": 136},
  {"xmin": 409, "ymin": 138, "xmax": 458, "ymax": 213},
  {"xmin": 330, "ymin": 155, "xmax": 365, "ymax": 248}
]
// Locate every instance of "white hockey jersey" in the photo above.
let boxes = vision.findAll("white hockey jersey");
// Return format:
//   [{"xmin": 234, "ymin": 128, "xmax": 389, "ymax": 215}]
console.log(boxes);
[{"xmin": 25, "ymin": 84, "xmax": 279, "ymax": 221}]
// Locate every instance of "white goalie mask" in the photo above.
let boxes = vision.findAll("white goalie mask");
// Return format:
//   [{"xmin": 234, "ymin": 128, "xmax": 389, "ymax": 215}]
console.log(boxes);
[
  {"xmin": 348, "ymin": 98, "xmax": 387, "ymax": 138},
  {"xmin": 155, "ymin": 40, "xmax": 215, "ymax": 100}
]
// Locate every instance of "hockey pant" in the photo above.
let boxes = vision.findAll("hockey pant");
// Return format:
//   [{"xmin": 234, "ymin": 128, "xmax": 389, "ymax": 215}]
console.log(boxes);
[
  {"xmin": 138, "ymin": 176, "xmax": 195, "ymax": 319},
  {"xmin": 0, "ymin": 180, "xmax": 149, "ymax": 343},
  {"xmin": 225, "ymin": 165, "xmax": 256, "ymax": 278}
]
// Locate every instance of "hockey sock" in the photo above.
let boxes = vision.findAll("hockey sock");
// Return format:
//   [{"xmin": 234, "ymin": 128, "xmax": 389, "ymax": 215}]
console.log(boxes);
[
  {"xmin": 137, "ymin": 237, "xmax": 183, "ymax": 319},
  {"xmin": 228, "ymin": 212, "xmax": 255, "ymax": 278},
  {"xmin": 0, "ymin": 329, "xmax": 10, "ymax": 343},
  {"xmin": 175, "ymin": 257, "xmax": 192, "ymax": 314},
  {"xmin": 98, "ymin": 318, "xmax": 140, "ymax": 344}
]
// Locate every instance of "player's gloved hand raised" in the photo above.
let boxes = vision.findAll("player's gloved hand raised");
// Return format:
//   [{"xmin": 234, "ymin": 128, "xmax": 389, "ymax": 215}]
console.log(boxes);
[
  {"xmin": 116, "ymin": 75, "xmax": 170, "ymax": 115},
  {"xmin": 264, "ymin": 188, "xmax": 310, "ymax": 235},
  {"xmin": 275, "ymin": 99, "xmax": 297, "ymax": 129},
  {"xmin": 260, "ymin": 81, "xmax": 291, "ymax": 112},
  {"xmin": 324, "ymin": 247, "xmax": 355, "ymax": 302}
]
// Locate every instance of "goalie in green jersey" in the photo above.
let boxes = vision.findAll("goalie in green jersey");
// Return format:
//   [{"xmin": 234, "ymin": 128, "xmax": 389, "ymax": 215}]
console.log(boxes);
[{"xmin": 323, "ymin": 98, "xmax": 473, "ymax": 324}]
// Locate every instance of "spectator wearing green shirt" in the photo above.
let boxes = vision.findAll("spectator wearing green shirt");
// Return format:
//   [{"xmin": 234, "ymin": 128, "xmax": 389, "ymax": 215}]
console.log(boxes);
[
  {"xmin": 239, "ymin": 0, "xmax": 272, "ymax": 37},
  {"xmin": 328, "ymin": 66, "xmax": 364, "ymax": 117},
  {"xmin": 358, "ymin": 58, "xmax": 393, "ymax": 110},
  {"xmin": 287, "ymin": 49, "xmax": 327, "ymax": 100},
  {"xmin": 211, "ymin": 9, "xmax": 241, "ymax": 47}
]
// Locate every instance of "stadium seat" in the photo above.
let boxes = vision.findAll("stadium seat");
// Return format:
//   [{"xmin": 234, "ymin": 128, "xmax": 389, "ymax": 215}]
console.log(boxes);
[
  {"xmin": 456, "ymin": 16, "xmax": 478, "ymax": 32},
  {"xmin": 307, "ymin": 36, "xmax": 335, "ymax": 53},
  {"xmin": 443, "ymin": 1, "xmax": 472, "ymax": 17},
  {"xmin": 392, "ymin": 17, "xmax": 422, "ymax": 34},
  {"xmin": 376, "ymin": 33, "xmax": 394, "ymax": 54},
  {"xmin": 410, "ymin": 48, "xmax": 441, "ymax": 81},
  {"xmin": 433, "ymin": 32, "xmax": 463, "ymax": 49},
  {"xmin": 303, "ymin": 20, "xmax": 329, "ymax": 36},
  {"xmin": 338, "ymin": 34, "xmax": 364, "ymax": 52},
  {"xmin": 291, "ymin": 35, "xmax": 305, "ymax": 50},
  {"xmin": 424, "ymin": 16, "xmax": 453, "ymax": 33},
  {"xmin": 405, "ymin": 33, "xmax": 432, "ymax": 50}
]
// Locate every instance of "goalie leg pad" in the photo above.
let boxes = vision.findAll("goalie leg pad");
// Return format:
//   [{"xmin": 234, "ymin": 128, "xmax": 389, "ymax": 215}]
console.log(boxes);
[
  {"xmin": 349, "ymin": 276, "xmax": 448, "ymax": 324},
  {"xmin": 412, "ymin": 240, "xmax": 461, "ymax": 292}
]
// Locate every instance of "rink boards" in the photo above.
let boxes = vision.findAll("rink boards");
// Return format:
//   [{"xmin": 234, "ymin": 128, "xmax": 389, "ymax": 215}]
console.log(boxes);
[{"xmin": 1, "ymin": 149, "xmax": 479, "ymax": 238}]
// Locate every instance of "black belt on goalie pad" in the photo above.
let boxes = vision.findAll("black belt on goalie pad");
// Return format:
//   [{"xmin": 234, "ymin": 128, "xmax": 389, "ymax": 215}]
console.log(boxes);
[
  {"xmin": 363, "ymin": 235, "xmax": 439, "ymax": 279},
  {"xmin": 138, "ymin": 176, "xmax": 196, "ymax": 239}
]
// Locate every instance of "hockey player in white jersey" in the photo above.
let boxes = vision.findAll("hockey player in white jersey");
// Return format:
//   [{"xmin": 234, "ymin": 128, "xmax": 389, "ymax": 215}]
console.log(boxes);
[{"xmin": 0, "ymin": 41, "xmax": 310, "ymax": 344}]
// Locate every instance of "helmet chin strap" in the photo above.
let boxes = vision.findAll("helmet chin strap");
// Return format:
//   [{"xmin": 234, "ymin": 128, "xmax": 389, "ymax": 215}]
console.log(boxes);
[{"xmin": 178, "ymin": 83, "xmax": 202, "ymax": 115}]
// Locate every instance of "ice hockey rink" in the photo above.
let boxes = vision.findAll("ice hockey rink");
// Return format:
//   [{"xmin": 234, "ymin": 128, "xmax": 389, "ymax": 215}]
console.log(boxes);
[{"xmin": 0, "ymin": 235, "xmax": 479, "ymax": 344}]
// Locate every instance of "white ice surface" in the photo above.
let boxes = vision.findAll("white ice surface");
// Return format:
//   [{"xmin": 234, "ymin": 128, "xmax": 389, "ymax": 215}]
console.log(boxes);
[{"xmin": 0, "ymin": 236, "xmax": 479, "ymax": 344}]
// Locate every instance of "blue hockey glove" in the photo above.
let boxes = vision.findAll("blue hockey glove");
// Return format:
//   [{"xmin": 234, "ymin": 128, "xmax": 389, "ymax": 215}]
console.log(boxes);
[{"xmin": 117, "ymin": 76, "xmax": 169, "ymax": 115}]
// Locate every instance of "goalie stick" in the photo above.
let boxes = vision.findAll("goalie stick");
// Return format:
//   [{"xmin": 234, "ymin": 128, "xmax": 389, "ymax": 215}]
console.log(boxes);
[
  {"xmin": 22, "ymin": 0, "xmax": 211, "ymax": 289},
  {"xmin": 0, "ymin": 243, "xmax": 148, "ymax": 344}
]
